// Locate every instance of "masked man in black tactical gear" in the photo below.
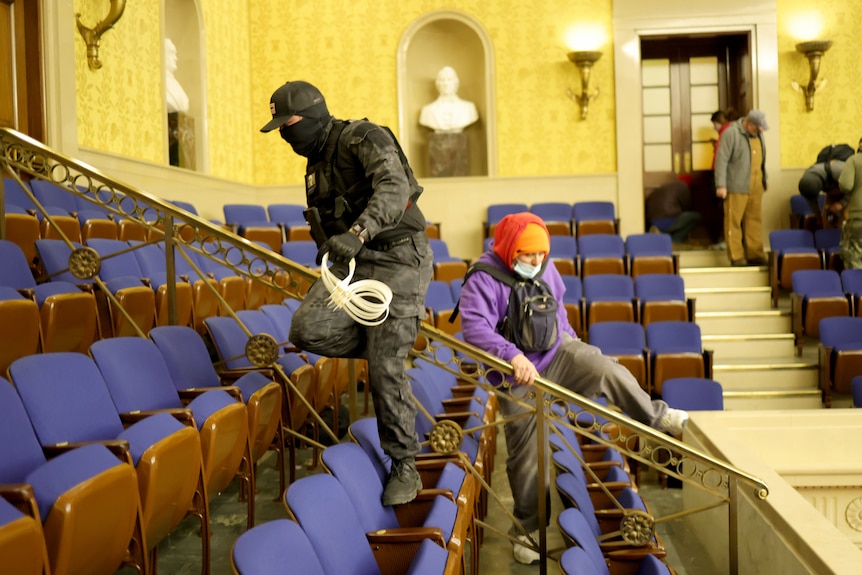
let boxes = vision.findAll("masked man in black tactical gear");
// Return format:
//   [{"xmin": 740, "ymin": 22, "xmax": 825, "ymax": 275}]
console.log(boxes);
[{"xmin": 261, "ymin": 81, "xmax": 433, "ymax": 505}]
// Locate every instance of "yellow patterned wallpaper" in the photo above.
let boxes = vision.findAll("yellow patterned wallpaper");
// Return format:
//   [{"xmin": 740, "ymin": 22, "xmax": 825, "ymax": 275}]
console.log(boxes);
[
  {"xmin": 72, "ymin": 1, "xmax": 862, "ymax": 185},
  {"xmin": 777, "ymin": 0, "xmax": 862, "ymax": 167},
  {"xmin": 200, "ymin": 0, "xmax": 253, "ymax": 183},
  {"xmin": 74, "ymin": 0, "xmax": 163, "ymax": 163},
  {"xmin": 249, "ymin": 0, "xmax": 616, "ymax": 185}
]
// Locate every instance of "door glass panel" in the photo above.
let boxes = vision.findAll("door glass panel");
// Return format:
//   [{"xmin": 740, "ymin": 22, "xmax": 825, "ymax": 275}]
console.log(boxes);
[
  {"xmin": 642, "ymin": 87, "xmax": 671, "ymax": 115},
  {"xmin": 641, "ymin": 59, "xmax": 670, "ymax": 87},
  {"xmin": 691, "ymin": 142, "xmax": 715, "ymax": 171},
  {"xmin": 689, "ymin": 56, "xmax": 718, "ymax": 85},
  {"xmin": 643, "ymin": 116, "xmax": 671, "ymax": 144},
  {"xmin": 689, "ymin": 86, "xmax": 718, "ymax": 113},
  {"xmin": 690, "ymin": 113, "xmax": 715, "ymax": 142},
  {"xmin": 644, "ymin": 144, "xmax": 673, "ymax": 172}
]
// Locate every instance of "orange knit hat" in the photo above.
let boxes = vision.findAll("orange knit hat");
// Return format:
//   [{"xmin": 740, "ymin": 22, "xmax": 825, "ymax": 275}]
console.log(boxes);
[
  {"xmin": 514, "ymin": 223, "xmax": 550, "ymax": 256},
  {"xmin": 493, "ymin": 213, "xmax": 551, "ymax": 269}
]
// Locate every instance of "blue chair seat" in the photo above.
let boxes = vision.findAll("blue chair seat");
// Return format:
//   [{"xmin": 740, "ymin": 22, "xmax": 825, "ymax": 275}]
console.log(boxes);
[
  {"xmin": 117, "ymin": 411, "xmax": 188, "ymax": 465},
  {"xmin": 25, "ymin": 442, "xmax": 127, "ymax": 521}
]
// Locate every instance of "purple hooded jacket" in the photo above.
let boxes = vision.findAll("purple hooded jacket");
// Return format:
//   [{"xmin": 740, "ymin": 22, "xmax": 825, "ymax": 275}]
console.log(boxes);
[{"xmin": 459, "ymin": 244, "xmax": 577, "ymax": 375}]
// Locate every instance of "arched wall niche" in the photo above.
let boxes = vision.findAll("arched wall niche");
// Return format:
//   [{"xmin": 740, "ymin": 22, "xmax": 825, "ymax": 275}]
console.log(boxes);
[
  {"xmin": 163, "ymin": 0, "xmax": 209, "ymax": 173},
  {"xmin": 398, "ymin": 11, "xmax": 497, "ymax": 178}
]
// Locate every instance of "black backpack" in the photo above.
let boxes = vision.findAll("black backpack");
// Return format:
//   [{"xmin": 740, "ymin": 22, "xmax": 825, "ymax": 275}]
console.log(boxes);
[
  {"xmin": 449, "ymin": 261, "xmax": 559, "ymax": 353},
  {"xmin": 816, "ymin": 144, "xmax": 854, "ymax": 164}
]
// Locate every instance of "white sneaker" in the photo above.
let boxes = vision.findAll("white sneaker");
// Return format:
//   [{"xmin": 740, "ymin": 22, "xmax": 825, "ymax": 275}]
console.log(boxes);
[
  {"xmin": 659, "ymin": 408, "xmax": 689, "ymax": 436},
  {"xmin": 512, "ymin": 531, "xmax": 540, "ymax": 565}
]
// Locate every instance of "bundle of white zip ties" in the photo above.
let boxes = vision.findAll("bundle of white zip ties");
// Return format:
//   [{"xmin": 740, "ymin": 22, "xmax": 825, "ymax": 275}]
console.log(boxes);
[{"xmin": 319, "ymin": 252, "xmax": 392, "ymax": 326}]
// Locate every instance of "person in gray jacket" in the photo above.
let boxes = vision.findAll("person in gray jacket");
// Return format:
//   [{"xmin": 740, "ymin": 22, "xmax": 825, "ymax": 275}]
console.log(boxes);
[
  {"xmin": 838, "ymin": 144, "xmax": 862, "ymax": 269},
  {"xmin": 714, "ymin": 110, "xmax": 769, "ymax": 266}
]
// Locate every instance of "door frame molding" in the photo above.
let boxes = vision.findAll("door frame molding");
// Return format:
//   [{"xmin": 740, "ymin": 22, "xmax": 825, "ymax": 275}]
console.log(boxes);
[{"xmin": 612, "ymin": 2, "xmax": 779, "ymax": 240}]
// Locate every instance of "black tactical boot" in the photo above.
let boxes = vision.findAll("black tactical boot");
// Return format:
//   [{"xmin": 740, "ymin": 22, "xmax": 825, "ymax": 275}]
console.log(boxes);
[{"xmin": 381, "ymin": 457, "xmax": 422, "ymax": 505}]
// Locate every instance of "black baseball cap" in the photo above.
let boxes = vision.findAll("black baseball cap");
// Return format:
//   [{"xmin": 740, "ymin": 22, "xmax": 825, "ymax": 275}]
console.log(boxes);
[{"xmin": 260, "ymin": 81, "xmax": 326, "ymax": 132}]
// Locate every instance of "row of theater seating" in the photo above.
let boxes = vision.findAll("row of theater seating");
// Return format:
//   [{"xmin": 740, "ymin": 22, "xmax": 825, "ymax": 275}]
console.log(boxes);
[
  {"xmin": 0, "ymin": 235, "xmax": 310, "ymax": 375},
  {"xmin": 769, "ymin": 228, "xmax": 845, "ymax": 306},
  {"xmin": 550, "ymin": 406, "xmax": 673, "ymax": 574},
  {"xmin": 221, "ymin": 203, "xmax": 444, "ymax": 252},
  {"xmin": 0, "ymin": 324, "xmax": 289, "ymax": 575},
  {"xmin": 478, "ymin": 232, "xmax": 681, "ymax": 280},
  {"xmin": 424, "ymin": 250, "xmax": 712, "ymax": 398},
  {"xmin": 426, "ymin": 272, "xmax": 694, "ymax": 342},
  {"xmin": 787, "ymin": 269, "xmax": 862, "ymax": 355},
  {"xmin": 230, "ymin": 348, "xmax": 503, "ymax": 574},
  {"xmin": 233, "ymin": 420, "xmax": 484, "ymax": 575},
  {"xmin": 788, "ymin": 193, "xmax": 834, "ymax": 233},
  {"xmin": 485, "ymin": 201, "xmax": 620, "ymax": 239},
  {"xmin": 816, "ymin": 316, "xmax": 862, "ymax": 407},
  {"xmin": 3, "ymin": 176, "xmax": 163, "ymax": 273},
  {"xmin": 549, "ymin": 388, "xmax": 726, "ymax": 574},
  {"xmin": 0, "ymin": 290, "xmax": 373, "ymax": 575}
]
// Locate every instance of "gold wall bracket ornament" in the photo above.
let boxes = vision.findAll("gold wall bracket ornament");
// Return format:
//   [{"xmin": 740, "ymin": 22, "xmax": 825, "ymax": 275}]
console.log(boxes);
[
  {"xmin": 566, "ymin": 50, "xmax": 602, "ymax": 120},
  {"xmin": 791, "ymin": 40, "xmax": 833, "ymax": 112},
  {"xmin": 76, "ymin": 0, "xmax": 127, "ymax": 70}
]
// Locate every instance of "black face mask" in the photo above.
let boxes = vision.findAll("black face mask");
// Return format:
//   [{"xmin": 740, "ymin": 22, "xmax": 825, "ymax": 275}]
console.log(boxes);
[{"xmin": 279, "ymin": 117, "xmax": 325, "ymax": 157}]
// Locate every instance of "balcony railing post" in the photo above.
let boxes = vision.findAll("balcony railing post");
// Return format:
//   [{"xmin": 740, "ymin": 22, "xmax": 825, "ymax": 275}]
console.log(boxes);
[
  {"xmin": 729, "ymin": 475, "xmax": 739, "ymax": 575},
  {"xmin": 536, "ymin": 386, "xmax": 548, "ymax": 575},
  {"xmin": 163, "ymin": 214, "xmax": 178, "ymax": 325}
]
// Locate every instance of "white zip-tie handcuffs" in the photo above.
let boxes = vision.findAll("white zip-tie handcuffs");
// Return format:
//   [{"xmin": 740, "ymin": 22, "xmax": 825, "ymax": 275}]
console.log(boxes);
[{"xmin": 319, "ymin": 252, "xmax": 393, "ymax": 326}]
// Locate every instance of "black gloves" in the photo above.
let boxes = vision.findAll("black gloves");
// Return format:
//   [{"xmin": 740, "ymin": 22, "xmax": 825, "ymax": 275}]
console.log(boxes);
[{"xmin": 320, "ymin": 231, "xmax": 363, "ymax": 264}]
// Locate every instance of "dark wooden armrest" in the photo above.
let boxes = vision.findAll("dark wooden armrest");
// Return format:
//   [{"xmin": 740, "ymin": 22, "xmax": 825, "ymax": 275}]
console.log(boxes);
[
  {"xmin": 178, "ymin": 385, "xmax": 243, "ymax": 402},
  {"xmin": 0, "ymin": 483, "xmax": 36, "ymax": 509},
  {"xmin": 16, "ymin": 287, "xmax": 35, "ymax": 300},
  {"xmin": 366, "ymin": 526, "xmax": 446, "ymax": 547},
  {"xmin": 0, "ymin": 483, "xmax": 44, "ymax": 522},
  {"xmin": 449, "ymin": 385, "xmax": 482, "ymax": 401},
  {"xmin": 433, "ymin": 412, "xmax": 474, "ymax": 427},
  {"xmin": 42, "ymin": 439, "xmax": 131, "ymax": 463},
  {"xmin": 607, "ymin": 548, "xmax": 670, "ymax": 575},
  {"xmin": 600, "ymin": 538, "xmax": 667, "ymax": 557},
  {"xmin": 120, "ymin": 408, "xmax": 196, "ymax": 428},
  {"xmin": 218, "ymin": 368, "xmax": 277, "ymax": 384},
  {"xmin": 440, "ymin": 397, "xmax": 475, "ymax": 411},
  {"xmin": 391, "ymin": 493, "xmax": 438, "ymax": 526}
]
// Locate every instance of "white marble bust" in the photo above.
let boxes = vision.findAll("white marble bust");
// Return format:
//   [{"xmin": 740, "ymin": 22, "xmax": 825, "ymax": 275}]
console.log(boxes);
[
  {"xmin": 165, "ymin": 38, "xmax": 189, "ymax": 114},
  {"xmin": 419, "ymin": 66, "xmax": 478, "ymax": 133}
]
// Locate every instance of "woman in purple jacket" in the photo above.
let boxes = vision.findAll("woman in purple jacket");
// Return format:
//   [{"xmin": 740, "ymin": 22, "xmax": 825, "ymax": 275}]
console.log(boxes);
[{"xmin": 459, "ymin": 211, "xmax": 687, "ymax": 565}]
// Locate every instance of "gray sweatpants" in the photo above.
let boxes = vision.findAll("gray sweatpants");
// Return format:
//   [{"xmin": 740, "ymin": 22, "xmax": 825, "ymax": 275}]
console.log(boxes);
[
  {"xmin": 289, "ymin": 232, "xmax": 433, "ymax": 460},
  {"xmin": 500, "ymin": 333, "xmax": 670, "ymax": 532}
]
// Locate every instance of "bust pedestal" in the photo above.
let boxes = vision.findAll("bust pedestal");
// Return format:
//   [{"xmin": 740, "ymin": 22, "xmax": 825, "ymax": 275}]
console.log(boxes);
[
  {"xmin": 168, "ymin": 112, "xmax": 195, "ymax": 169},
  {"xmin": 428, "ymin": 132, "xmax": 468, "ymax": 177}
]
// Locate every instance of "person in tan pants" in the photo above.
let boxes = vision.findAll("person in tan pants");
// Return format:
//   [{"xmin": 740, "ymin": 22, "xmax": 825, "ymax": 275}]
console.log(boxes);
[{"xmin": 714, "ymin": 110, "xmax": 769, "ymax": 266}]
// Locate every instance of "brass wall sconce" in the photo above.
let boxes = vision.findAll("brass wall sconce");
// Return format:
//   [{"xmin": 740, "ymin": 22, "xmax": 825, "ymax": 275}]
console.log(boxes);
[
  {"xmin": 566, "ymin": 51, "xmax": 602, "ymax": 120},
  {"xmin": 76, "ymin": 0, "xmax": 127, "ymax": 70},
  {"xmin": 791, "ymin": 40, "xmax": 832, "ymax": 112}
]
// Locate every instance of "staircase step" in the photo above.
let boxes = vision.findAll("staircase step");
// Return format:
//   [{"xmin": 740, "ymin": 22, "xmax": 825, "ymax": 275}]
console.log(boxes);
[
  {"xmin": 695, "ymin": 310, "xmax": 791, "ymax": 335},
  {"xmin": 677, "ymin": 249, "xmax": 728, "ymax": 268},
  {"xmin": 712, "ymin": 356, "xmax": 819, "ymax": 391},
  {"xmin": 687, "ymin": 286, "xmax": 772, "ymax": 311},
  {"xmin": 702, "ymin": 333, "xmax": 796, "ymax": 360},
  {"xmin": 713, "ymin": 354, "xmax": 821, "ymax": 409},
  {"xmin": 680, "ymin": 266, "xmax": 768, "ymax": 289},
  {"xmin": 722, "ymin": 390, "xmax": 824, "ymax": 410}
]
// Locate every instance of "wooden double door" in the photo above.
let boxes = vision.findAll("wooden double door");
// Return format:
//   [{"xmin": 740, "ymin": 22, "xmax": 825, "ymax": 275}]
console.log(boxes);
[
  {"xmin": 1, "ymin": 0, "xmax": 44, "ymax": 140},
  {"xmin": 640, "ymin": 34, "xmax": 751, "ymax": 243}
]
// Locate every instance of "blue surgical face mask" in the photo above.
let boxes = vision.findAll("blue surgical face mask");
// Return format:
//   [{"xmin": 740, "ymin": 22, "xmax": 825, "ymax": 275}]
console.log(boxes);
[{"xmin": 513, "ymin": 260, "xmax": 541, "ymax": 279}]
